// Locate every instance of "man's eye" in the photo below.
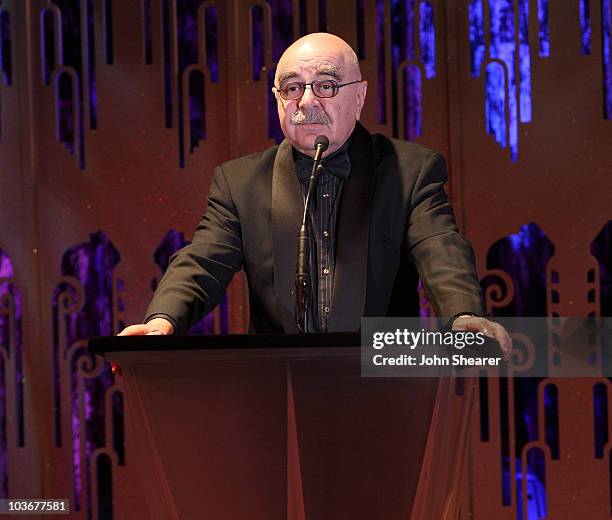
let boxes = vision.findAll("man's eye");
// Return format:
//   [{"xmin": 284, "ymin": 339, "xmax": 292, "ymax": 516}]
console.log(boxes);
[
  {"xmin": 319, "ymin": 82, "xmax": 334, "ymax": 90},
  {"xmin": 286, "ymin": 84, "xmax": 301, "ymax": 93}
]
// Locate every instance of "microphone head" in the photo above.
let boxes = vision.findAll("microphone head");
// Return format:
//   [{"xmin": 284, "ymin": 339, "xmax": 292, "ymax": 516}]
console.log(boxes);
[{"xmin": 314, "ymin": 135, "xmax": 329, "ymax": 151}]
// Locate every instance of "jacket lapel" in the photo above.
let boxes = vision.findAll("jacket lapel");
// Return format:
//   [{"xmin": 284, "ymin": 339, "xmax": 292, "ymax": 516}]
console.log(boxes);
[
  {"xmin": 271, "ymin": 139, "xmax": 303, "ymax": 333},
  {"xmin": 328, "ymin": 123, "xmax": 376, "ymax": 331}
]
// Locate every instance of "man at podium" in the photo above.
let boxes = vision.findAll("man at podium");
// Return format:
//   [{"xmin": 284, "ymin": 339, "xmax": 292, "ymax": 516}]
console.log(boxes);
[{"xmin": 119, "ymin": 32, "xmax": 510, "ymax": 356}]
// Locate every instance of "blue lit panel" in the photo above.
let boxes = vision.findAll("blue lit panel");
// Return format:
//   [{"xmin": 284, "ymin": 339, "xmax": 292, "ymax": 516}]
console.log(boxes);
[
  {"xmin": 488, "ymin": 0, "xmax": 519, "ymax": 160},
  {"xmin": 390, "ymin": 0, "xmax": 436, "ymax": 140},
  {"xmin": 404, "ymin": 64, "xmax": 422, "ymax": 139},
  {"xmin": 420, "ymin": 2, "xmax": 436, "ymax": 79},
  {"xmin": 538, "ymin": 0, "xmax": 550, "ymax": 57},
  {"xmin": 40, "ymin": 9, "xmax": 55, "ymax": 85},
  {"xmin": 0, "ymin": 9, "xmax": 12, "ymax": 86},
  {"xmin": 251, "ymin": 5, "xmax": 264, "ymax": 81},
  {"xmin": 591, "ymin": 221, "xmax": 612, "ymax": 316},
  {"xmin": 518, "ymin": 0, "xmax": 532, "ymax": 122},
  {"xmin": 55, "ymin": 72, "xmax": 76, "ymax": 156},
  {"xmin": 205, "ymin": 7, "xmax": 219, "ymax": 83},
  {"xmin": 518, "ymin": 448, "xmax": 547, "ymax": 519},
  {"xmin": 469, "ymin": 0, "xmax": 485, "ymax": 76},
  {"xmin": 0, "ymin": 250, "xmax": 24, "ymax": 497},
  {"xmin": 544, "ymin": 384, "xmax": 560, "ymax": 459},
  {"xmin": 593, "ymin": 383, "xmax": 608, "ymax": 459},
  {"xmin": 603, "ymin": 0, "xmax": 612, "ymax": 119},
  {"xmin": 188, "ymin": 70, "xmax": 206, "ymax": 152},
  {"xmin": 263, "ymin": 0, "xmax": 294, "ymax": 142},
  {"xmin": 469, "ymin": 0, "xmax": 541, "ymax": 161},
  {"xmin": 170, "ymin": 0, "xmax": 220, "ymax": 165},
  {"xmin": 470, "ymin": 0, "xmax": 608, "ymax": 159},
  {"xmin": 46, "ymin": 0, "xmax": 87, "ymax": 168},
  {"xmin": 580, "ymin": 0, "xmax": 592, "ymax": 55},
  {"xmin": 51, "ymin": 232, "xmax": 121, "ymax": 512},
  {"xmin": 485, "ymin": 223, "xmax": 554, "ymax": 317},
  {"xmin": 485, "ymin": 62, "xmax": 507, "ymax": 146},
  {"xmin": 376, "ymin": 0, "xmax": 387, "ymax": 124},
  {"xmin": 0, "ymin": 8, "xmax": 11, "ymax": 142}
]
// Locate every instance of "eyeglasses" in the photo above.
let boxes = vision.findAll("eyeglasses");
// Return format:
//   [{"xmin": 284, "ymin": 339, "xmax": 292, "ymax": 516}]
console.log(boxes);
[{"xmin": 274, "ymin": 79, "xmax": 363, "ymax": 100}]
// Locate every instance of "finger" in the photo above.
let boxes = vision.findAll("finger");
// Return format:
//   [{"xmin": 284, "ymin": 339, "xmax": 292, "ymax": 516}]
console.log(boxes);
[
  {"xmin": 452, "ymin": 318, "xmax": 484, "ymax": 332},
  {"xmin": 479, "ymin": 324, "xmax": 496, "ymax": 340},
  {"xmin": 471, "ymin": 322, "xmax": 505, "ymax": 356},
  {"xmin": 145, "ymin": 330, "xmax": 162, "ymax": 335},
  {"xmin": 491, "ymin": 326, "xmax": 512, "ymax": 360},
  {"xmin": 480, "ymin": 326, "xmax": 490, "ymax": 337},
  {"xmin": 500, "ymin": 332, "xmax": 513, "ymax": 361},
  {"xmin": 118, "ymin": 324, "xmax": 148, "ymax": 336}
]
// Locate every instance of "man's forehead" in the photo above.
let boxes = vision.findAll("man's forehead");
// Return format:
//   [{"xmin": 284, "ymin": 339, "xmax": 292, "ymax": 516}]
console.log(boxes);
[
  {"xmin": 275, "ymin": 34, "xmax": 361, "ymax": 82},
  {"xmin": 277, "ymin": 59, "xmax": 343, "ymax": 82},
  {"xmin": 277, "ymin": 38, "xmax": 348, "ymax": 70}
]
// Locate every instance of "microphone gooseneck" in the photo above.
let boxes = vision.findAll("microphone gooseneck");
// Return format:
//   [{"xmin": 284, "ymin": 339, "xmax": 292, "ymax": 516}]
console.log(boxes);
[
  {"xmin": 295, "ymin": 135, "xmax": 329, "ymax": 333},
  {"xmin": 301, "ymin": 135, "xmax": 329, "ymax": 226}
]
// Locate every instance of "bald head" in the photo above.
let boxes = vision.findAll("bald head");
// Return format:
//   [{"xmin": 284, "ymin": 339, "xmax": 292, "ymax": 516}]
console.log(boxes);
[
  {"xmin": 275, "ymin": 33, "xmax": 361, "ymax": 86},
  {"xmin": 273, "ymin": 33, "xmax": 367, "ymax": 156}
]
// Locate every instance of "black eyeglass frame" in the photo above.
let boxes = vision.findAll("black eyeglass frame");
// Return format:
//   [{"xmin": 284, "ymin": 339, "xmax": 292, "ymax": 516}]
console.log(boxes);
[{"xmin": 274, "ymin": 79, "xmax": 364, "ymax": 100}]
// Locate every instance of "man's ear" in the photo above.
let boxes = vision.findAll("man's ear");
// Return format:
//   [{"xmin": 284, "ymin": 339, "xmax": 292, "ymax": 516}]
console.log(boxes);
[{"xmin": 355, "ymin": 80, "xmax": 368, "ymax": 120}]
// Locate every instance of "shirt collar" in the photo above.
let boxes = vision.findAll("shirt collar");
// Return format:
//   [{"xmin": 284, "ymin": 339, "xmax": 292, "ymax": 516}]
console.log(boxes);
[{"xmin": 292, "ymin": 133, "xmax": 354, "ymax": 183}]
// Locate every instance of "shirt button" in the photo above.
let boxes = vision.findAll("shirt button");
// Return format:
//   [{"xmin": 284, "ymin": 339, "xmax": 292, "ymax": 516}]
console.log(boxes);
[
  {"xmin": 324, "ymin": 306, "xmax": 330, "ymax": 313},
  {"xmin": 323, "ymin": 268, "xmax": 330, "ymax": 275},
  {"xmin": 323, "ymin": 230, "xmax": 329, "ymax": 238}
]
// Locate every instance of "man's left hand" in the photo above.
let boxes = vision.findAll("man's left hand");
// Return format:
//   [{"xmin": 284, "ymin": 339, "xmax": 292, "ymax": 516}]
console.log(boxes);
[{"xmin": 452, "ymin": 315, "xmax": 512, "ymax": 361}]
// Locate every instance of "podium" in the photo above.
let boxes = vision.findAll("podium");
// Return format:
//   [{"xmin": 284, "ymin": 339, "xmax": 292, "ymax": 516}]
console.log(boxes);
[{"xmin": 90, "ymin": 334, "xmax": 473, "ymax": 519}]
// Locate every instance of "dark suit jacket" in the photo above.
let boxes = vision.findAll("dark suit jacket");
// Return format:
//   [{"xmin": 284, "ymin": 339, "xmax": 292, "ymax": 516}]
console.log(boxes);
[{"xmin": 145, "ymin": 123, "xmax": 485, "ymax": 334}]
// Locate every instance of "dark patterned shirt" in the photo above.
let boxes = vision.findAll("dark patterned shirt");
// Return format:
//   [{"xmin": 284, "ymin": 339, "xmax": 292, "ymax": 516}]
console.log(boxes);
[{"xmin": 294, "ymin": 145, "xmax": 350, "ymax": 332}]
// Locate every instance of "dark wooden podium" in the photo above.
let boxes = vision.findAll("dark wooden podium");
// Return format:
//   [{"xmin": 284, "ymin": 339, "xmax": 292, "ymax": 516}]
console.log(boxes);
[{"xmin": 90, "ymin": 334, "xmax": 473, "ymax": 519}]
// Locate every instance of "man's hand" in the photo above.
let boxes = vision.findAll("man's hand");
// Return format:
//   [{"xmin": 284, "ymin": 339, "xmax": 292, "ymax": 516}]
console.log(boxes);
[
  {"xmin": 118, "ymin": 317, "xmax": 174, "ymax": 336},
  {"xmin": 452, "ymin": 315, "xmax": 512, "ymax": 361}
]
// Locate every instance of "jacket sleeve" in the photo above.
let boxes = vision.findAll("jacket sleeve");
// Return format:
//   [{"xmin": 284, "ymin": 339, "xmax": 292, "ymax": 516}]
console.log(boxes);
[
  {"xmin": 405, "ymin": 152, "xmax": 485, "ymax": 317},
  {"xmin": 144, "ymin": 165, "xmax": 243, "ymax": 334}
]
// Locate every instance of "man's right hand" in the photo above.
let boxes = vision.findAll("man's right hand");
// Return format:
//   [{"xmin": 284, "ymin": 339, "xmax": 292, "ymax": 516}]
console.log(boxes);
[{"xmin": 118, "ymin": 317, "xmax": 175, "ymax": 336}]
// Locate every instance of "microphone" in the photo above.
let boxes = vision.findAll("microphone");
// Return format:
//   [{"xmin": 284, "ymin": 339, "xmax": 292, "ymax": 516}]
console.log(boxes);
[
  {"xmin": 295, "ymin": 135, "xmax": 329, "ymax": 333},
  {"xmin": 313, "ymin": 135, "xmax": 329, "ymax": 159}
]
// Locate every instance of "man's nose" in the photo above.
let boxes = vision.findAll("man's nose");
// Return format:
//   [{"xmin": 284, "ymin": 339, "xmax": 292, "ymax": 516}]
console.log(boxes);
[{"xmin": 298, "ymin": 85, "xmax": 320, "ymax": 109}]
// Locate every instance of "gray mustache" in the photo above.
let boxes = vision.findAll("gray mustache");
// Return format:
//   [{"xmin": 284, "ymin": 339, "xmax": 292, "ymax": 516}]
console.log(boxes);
[{"xmin": 291, "ymin": 110, "xmax": 331, "ymax": 125}]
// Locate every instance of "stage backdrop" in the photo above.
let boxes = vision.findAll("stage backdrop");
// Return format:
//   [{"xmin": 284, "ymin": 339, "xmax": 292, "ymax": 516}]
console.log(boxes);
[{"xmin": 0, "ymin": 0, "xmax": 611, "ymax": 518}]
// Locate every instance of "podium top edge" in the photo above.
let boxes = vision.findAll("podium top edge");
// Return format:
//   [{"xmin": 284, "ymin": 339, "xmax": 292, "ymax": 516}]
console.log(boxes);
[{"xmin": 89, "ymin": 332, "xmax": 362, "ymax": 355}]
